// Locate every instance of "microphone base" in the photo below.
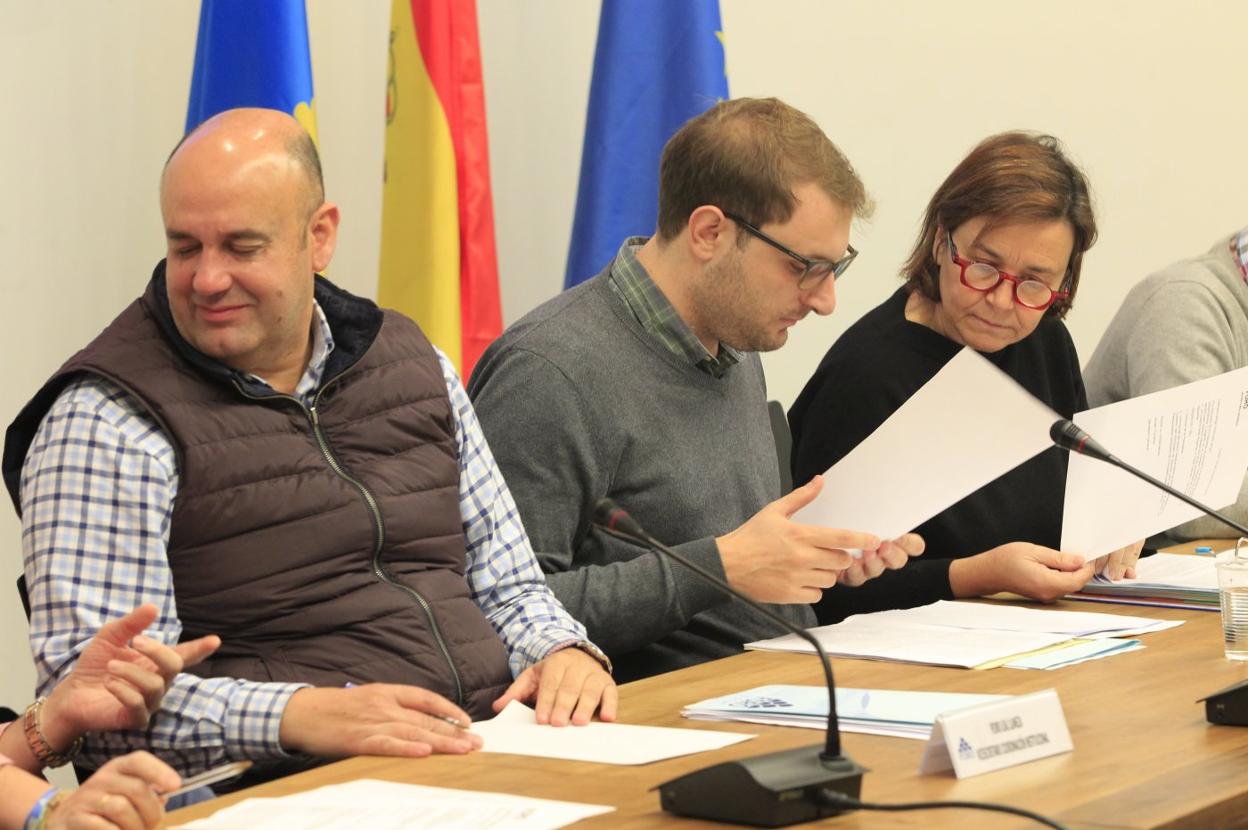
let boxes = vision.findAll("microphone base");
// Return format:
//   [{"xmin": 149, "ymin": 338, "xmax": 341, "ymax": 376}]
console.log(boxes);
[{"xmin": 658, "ymin": 745, "xmax": 866, "ymax": 827}]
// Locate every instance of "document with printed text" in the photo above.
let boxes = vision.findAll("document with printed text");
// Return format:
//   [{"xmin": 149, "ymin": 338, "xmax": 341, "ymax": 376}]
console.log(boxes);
[{"xmin": 1062, "ymin": 367, "xmax": 1248, "ymax": 557}]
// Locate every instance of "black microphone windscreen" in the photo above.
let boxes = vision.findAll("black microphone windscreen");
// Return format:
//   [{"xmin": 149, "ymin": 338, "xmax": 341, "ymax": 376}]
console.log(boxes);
[
  {"xmin": 592, "ymin": 498, "xmax": 647, "ymax": 540},
  {"xmin": 1050, "ymin": 418, "xmax": 1081, "ymax": 449},
  {"xmin": 1050, "ymin": 418, "xmax": 1115, "ymax": 462}
]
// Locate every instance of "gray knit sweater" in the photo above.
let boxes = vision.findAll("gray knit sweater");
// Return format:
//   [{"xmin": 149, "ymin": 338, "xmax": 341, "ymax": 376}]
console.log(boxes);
[
  {"xmin": 468, "ymin": 269, "xmax": 814, "ymax": 682},
  {"xmin": 1084, "ymin": 230, "xmax": 1248, "ymax": 539}
]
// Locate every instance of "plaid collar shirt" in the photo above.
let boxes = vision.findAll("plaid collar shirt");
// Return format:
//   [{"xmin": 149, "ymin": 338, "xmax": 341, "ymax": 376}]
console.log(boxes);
[
  {"xmin": 608, "ymin": 237, "xmax": 741, "ymax": 379},
  {"xmin": 1233, "ymin": 226, "xmax": 1248, "ymax": 284}
]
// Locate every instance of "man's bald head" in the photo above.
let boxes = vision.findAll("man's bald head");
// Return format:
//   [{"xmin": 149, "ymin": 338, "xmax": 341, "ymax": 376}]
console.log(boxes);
[
  {"xmin": 158, "ymin": 106, "xmax": 340, "ymax": 393},
  {"xmin": 163, "ymin": 108, "xmax": 324, "ymax": 225}
]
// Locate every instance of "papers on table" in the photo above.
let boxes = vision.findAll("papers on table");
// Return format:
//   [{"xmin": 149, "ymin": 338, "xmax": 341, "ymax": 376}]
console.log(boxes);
[
  {"xmin": 744, "ymin": 601, "xmax": 1181, "ymax": 669},
  {"xmin": 1062, "ymin": 366, "xmax": 1248, "ymax": 558},
  {"xmin": 683, "ymin": 684, "xmax": 1007, "ymax": 740},
  {"xmin": 1003, "ymin": 637, "xmax": 1143, "ymax": 670},
  {"xmin": 473, "ymin": 700, "xmax": 753, "ymax": 764},
  {"xmin": 179, "ymin": 778, "xmax": 613, "ymax": 830},
  {"xmin": 1073, "ymin": 552, "xmax": 1220, "ymax": 610},
  {"xmin": 794, "ymin": 348, "xmax": 1058, "ymax": 541},
  {"xmin": 887, "ymin": 600, "xmax": 1183, "ymax": 639}
]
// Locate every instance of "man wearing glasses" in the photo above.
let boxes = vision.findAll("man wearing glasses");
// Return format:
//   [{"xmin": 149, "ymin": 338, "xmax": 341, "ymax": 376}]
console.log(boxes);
[{"xmin": 468, "ymin": 98, "xmax": 923, "ymax": 682}]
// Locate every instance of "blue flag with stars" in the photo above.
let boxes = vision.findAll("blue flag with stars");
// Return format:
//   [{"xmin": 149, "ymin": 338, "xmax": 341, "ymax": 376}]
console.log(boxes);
[
  {"xmin": 185, "ymin": 0, "xmax": 318, "ymax": 141},
  {"xmin": 563, "ymin": 0, "xmax": 728, "ymax": 288}
]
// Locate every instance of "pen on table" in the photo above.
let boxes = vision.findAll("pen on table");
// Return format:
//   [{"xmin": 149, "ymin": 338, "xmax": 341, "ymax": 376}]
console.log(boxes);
[
  {"xmin": 164, "ymin": 760, "xmax": 252, "ymax": 798},
  {"xmin": 344, "ymin": 681, "xmax": 469, "ymax": 730},
  {"xmin": 1196, "ymin": 546, "xmax": 1215, "ymax": 556}
]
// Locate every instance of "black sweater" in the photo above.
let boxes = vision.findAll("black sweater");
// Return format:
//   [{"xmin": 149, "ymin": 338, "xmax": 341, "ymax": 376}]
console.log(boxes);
[{"xmin": 789, "ymin": 287, "xmax": 1087, "ymax": 623}]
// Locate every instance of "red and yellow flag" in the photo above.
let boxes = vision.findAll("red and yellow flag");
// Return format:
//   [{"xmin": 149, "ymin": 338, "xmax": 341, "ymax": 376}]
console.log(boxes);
[{"xmin": 379, "ymin": 0, "xmax": 501, "ymax": 378}]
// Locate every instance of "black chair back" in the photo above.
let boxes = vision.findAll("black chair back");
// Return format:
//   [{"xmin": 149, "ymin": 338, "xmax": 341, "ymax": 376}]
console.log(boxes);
[
  {"xmin": 17, "ymin": 574, "xmax": 30, "ymax": 621},
  {"xmin": 766, "ymin": 400, "xmax": 794, "ymax": 496}
]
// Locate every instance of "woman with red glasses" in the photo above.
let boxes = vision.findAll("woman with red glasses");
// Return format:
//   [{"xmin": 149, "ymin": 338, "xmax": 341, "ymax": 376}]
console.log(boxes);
[{"xmin": 788, "ymin": 131, "xmax": 1142, "ymax": 622}]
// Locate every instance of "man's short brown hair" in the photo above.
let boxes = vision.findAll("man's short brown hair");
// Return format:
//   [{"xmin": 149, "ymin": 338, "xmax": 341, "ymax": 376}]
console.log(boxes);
[
  {"xmin": 901, "ymin": 131, "xmax": 1096, "ymax": 319},
  {"xmin": 655, "ymin": 97, "xmax": 870, "ymax": 242}
]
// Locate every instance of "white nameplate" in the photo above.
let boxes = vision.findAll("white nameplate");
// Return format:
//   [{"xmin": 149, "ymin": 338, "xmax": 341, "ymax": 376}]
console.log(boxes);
[{"xmin": 918, "ymin": 688, "xmax": 1072, "ymax": 778}]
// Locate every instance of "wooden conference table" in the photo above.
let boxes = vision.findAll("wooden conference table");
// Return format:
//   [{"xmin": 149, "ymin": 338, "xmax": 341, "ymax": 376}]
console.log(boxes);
[{"xmin": 167, "ymin": 578, "xmax": 1248, "ymax": 828}]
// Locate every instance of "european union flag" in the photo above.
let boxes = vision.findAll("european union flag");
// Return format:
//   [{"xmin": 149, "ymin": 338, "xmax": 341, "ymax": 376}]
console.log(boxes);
[
  {"xmin": 185, "ymin": 0, "xmax": 317, "ymax": 139},
  {"xmin": 564, "ymin": 0, "xmax": 728, "ymax": 288}
]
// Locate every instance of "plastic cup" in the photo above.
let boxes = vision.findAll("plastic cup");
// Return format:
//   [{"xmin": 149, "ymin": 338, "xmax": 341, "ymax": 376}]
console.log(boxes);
[{"xmin": 1216, "ymin": 551, "xmax": 1248, "ymax": 661}]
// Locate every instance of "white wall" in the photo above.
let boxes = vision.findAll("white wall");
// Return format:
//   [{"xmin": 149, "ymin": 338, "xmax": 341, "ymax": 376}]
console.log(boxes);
[{"xmin": 1, "ymin": 0, "xmax": 1244, "ymax": 724}]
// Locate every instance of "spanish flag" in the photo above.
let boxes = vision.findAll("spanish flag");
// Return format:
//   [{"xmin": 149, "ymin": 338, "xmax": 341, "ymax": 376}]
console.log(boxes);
[
  {"xmin": 185, "ymin": 0, "xmax": 317, "ymax": 141},
  {"xmin": 379, "ymin": 0, "xmax": 502, "ymax": 378}
]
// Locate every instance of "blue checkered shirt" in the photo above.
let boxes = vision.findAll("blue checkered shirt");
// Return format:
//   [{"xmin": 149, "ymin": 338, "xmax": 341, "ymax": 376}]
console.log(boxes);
[{"xmin": 20, "ymin": 303, "xmax": 589, "ymax": 776}]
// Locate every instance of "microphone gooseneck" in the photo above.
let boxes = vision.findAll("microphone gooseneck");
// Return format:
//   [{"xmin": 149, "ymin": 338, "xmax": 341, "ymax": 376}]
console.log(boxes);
[
  {"xmin": 593, "ymin": 498, "xmax": 847, "ymax": 760},
  {"xmin": 592, "ymin": 497, "xmax": 866, "ymax": 826}
]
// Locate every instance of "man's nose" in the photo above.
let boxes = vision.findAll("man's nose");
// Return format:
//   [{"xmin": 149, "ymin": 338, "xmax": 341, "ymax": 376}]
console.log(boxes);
[
  {"xmin": 191, "ymin": 250, "xmax": 232, "ymax": 296},
  {"xmin": 803, "ymin": 274, "xmax": 837, "ymax": 316}
]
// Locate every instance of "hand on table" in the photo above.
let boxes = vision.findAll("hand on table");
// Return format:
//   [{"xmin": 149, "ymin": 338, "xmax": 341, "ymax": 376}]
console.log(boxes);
[
  {"xmin": 493, "ymin": 647, "xmax": 617, "ymax": 727},
  {"xmin": 279, "ymin": 684, "xmax": 482, "ymax": 758}
]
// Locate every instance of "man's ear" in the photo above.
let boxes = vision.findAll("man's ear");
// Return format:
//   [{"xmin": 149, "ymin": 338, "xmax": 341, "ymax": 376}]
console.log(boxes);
[
  {"xmin": 308, "ymin": 202, "xmax": 341, "ymax": 273},
  {"xmin": 685, "ymin": 205, "xmax": 732, "ymax": 265}
]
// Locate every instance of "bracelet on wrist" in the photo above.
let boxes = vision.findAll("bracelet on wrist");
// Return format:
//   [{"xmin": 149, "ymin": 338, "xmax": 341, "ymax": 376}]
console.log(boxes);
[
  {"xmin": 23, "ymin": 698, "xmax": 83, "ymax": 769},
  {"xmin": 23, "ymin": 787, "xmax": 62, "ymax": 830}
]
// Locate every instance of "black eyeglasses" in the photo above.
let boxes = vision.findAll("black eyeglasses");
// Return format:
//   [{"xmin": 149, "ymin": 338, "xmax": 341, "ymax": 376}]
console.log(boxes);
[
  {"xmin": 723, "ymin": 211, "xmax": 857, "ymax": 290},
  {"xmin": 947, "ymin": 230, "xmax": 1069, "ymax": 311}
]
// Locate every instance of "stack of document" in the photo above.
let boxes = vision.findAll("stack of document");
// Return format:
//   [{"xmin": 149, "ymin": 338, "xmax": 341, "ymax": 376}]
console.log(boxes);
[
  {"xmin": 683, "ymin": 684, "xmax": 1006, "ymax": 740},
  {"xmin": 1071, "ymin": 552, "xmax": 1220, "ymax": 611},
  {"xmin": 744, "ymin": 601, "xmax": 1181, "ymax": 669}
]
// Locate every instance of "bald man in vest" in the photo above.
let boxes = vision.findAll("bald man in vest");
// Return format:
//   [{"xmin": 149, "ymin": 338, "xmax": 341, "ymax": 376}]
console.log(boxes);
[{"xmin": 4, "ymin": 108, "xmax": 614, "ymax": 784}]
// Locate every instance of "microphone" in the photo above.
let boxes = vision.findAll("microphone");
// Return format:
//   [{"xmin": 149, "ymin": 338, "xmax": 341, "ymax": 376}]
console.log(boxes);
[
  {"xmin": 593, "ymin": 498, "xmax": 866, "ymax": 826},
  {"xmin": 1050, "ymin": 419, "xmax": 1248, "ymax": 537}
]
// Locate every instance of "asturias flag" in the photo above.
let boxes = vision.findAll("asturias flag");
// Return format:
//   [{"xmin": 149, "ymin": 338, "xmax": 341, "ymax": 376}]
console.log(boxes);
[
  {"xmin": 564, "ymin": 0, "xmax": 728, "ymax": 289},
  {"xmin": 379, "ymin": 0, "xmax": 502, "ymax": 379},
  {"xmin": 186, "ymin": 0, "xmax": 317, "ymax": 140}
]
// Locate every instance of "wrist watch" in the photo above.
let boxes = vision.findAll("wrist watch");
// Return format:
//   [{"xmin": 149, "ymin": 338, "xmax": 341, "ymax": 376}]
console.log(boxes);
[
  {"xmin": 23, "ymin": 698, "xmax": 83, "ymax": 769},
  {"xmin": 572, "ymin": 641, "xmax": 614, "ymax": 675}
]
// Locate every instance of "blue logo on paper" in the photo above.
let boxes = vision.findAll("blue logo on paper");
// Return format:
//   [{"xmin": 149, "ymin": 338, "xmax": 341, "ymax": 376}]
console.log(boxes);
[
  {"xmin": 957, "ymin": 738, "xmax": 974, "ymax": 760},
  {"xmin": 741, "ymin": 697, "xmax": 791, "ymax": 710}
]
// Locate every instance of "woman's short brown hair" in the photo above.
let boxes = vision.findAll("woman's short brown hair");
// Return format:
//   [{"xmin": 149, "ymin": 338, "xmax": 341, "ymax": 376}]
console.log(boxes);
[
  {"xmin": 655, "ymin": 97, "xmax": 871, "ymax": 242},
  {"xmin": 901, "ymin": 131, "xmax": 1096, "ymax": 319}
]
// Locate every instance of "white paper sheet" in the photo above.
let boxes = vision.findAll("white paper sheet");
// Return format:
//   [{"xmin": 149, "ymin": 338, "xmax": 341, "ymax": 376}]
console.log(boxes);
[
  {"xmin": 794, "ymin": 348, "xmax": 1059, "ymax": 540},
  {"xmin": 744, "ymin": 615, "xmax": 1073, "ymax": 669},
  {"xmin": 881, "ymin": 600, "xmax": 1181, "ymax": 638},
  {"xmin": 472, "ymin": 700, "xmax": 752, "ymax": 764},
  {"xmin": 179, "ymin": 778, "xmax": 613, "ymax": 830},
  {"xmin": 744, "ymin": 602, "xmax": 1178, "ymax": 668},
  {"xmin": 1088, "ymin": 552, "xmax": 1218, "ymax": 592},
  {"xmin": 1062, "ymin": 366, "xmax": 1248, "ymax": 556}
]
